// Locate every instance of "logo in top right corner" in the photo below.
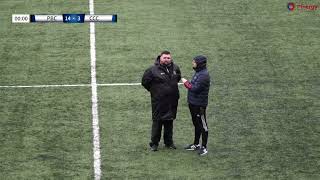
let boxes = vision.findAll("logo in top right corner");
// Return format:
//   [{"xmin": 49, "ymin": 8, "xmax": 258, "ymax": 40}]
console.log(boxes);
[
  {"xmin": 288, "ymin": 2, "xmax": 295, "ymax": 11},
  {"xmin": 288, "ymin": 2, "xmax": 319, "ymax": 11}
]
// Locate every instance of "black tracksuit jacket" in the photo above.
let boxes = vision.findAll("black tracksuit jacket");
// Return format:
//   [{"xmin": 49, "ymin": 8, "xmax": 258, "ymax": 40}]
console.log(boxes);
[{"xmin": 142, "ymin": 56, "xmax": 181, "ymax": 121}]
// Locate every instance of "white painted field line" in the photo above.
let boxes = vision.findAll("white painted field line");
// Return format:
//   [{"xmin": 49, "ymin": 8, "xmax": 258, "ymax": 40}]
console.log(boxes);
[
  {"xmin": 99, "ymin": 82, "xmax": 183, "ymax": 86},
  {"xmin": 89, "ymin": 0, "xmax": 101, "ymax": 179},
  {"xmin": 98, "ymin": 83, "xmax": 141, "ymax": 86},
  {"xmin": 0, "ymin": 84, "xmax": 91, "ymax": 88},
  {"xmin": 0, "ymin": 83, "xmax": 184, "ymax": 88}
]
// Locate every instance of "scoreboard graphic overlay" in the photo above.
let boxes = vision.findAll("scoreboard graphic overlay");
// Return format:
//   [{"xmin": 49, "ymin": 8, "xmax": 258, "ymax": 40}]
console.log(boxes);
[{"xmin": 12, "ymin": 14, "xmax": 117, "ymax": 23}]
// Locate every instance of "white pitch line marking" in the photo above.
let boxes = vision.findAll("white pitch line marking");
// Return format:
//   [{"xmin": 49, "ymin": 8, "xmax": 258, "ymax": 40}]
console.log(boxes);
[
  {"xmin": 89, "ymin": 0, "xmax": 101, "ymax": 179},
  {"xmin": 0, "ymin": 84, "xmax": 91, "ymax": 88},
  {"xmin": 0, "ymin": 83, "xmax": 184, "ymax": 88}
]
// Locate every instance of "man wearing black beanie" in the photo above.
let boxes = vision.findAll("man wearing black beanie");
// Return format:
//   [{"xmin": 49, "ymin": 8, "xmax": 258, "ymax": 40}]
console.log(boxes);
[{"xmin": 182, "ymin": 55, "xmax": 211, "ymax": 156}]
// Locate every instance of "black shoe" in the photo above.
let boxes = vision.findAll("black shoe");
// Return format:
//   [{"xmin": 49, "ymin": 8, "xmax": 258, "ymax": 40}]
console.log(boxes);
[
  {"xmin": 198, "ymin": 146, "xmax": 208, "ymax": 156},
  {"xmin": 165, "ymin": 144, "xmax": 177, "ymax": 149},
  {"xmin": 150, "ymin": 145, "xmax": 158, "ymax": 151},
  {"xmin": 149, "ymin": 142, "xmax": 158, "ymax": 151},
  {"xmin": 184, "ymin": 144, "xmax": 200, "ymax": 151}
]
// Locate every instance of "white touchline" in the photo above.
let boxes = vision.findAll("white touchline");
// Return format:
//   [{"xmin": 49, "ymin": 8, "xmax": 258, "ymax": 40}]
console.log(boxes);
[{"xmin": 89, "ymin": 0, "xmax": 101, "ymax": 179}]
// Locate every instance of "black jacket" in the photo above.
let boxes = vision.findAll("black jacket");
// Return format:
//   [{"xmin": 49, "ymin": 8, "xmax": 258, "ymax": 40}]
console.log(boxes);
[
  {"xmin": 142, "ymin": 56, "xmax": 181, "ymax": 121},
  {"xmin": 187, "ymin": 66, "xmax": 210, "ymax": 107}
]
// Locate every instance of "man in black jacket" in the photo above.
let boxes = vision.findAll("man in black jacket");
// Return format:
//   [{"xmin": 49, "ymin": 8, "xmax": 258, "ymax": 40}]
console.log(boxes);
[
  {"xmin": 142, "ymin": 51, "xmax": 181, "ymax": 151},
  {"xmin": 182, "ymin": 55, "xmax": 211, "ymax": 156}
]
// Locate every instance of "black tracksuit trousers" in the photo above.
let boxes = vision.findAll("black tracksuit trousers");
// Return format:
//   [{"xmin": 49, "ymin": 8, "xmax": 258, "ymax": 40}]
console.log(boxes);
[
  {"xmin": 188, "ymin": 103, "xmax": 208, "ymax": 148},
  {"xmin": 151, "ymin": 120, "xmax": 173, "ymax": 146}
]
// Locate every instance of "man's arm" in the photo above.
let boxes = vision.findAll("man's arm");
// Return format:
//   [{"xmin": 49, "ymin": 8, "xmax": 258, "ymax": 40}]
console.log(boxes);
[
  {"xmin": 141, "ymin": 67, "xmax": 153, "ymax": 91},
  {"xmin": 175, "ymin": 66, "xmax": 182, "ymax": 82},
  {"xmin": 182, "ymin": 74, "xmax": 208, "ymax": 93},
  {"xmin": 182, "ymin": 78, "xmax": 192, "ymax": 89}
]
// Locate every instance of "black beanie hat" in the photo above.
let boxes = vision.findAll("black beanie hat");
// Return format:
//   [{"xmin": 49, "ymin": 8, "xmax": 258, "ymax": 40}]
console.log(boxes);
[{"xmin": 193, "ymin": 55, "xmax": 207, "ymax": 65}]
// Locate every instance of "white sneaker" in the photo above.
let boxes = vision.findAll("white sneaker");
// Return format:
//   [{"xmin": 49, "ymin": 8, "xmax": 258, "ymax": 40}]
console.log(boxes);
[
  {"xmin": 198, "ymin": 147, "xmax": 208, "ymax": 156},
  {"xmin": 184, "ymin": 144, "xmax": 200, "ymax": 151}
]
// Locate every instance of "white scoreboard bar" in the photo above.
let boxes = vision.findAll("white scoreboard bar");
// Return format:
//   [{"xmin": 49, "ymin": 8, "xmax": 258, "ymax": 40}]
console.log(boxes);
[
  {"xmin": 12, "ymin": 14, "xmax": 30, "ymax": 23},
  {"xmin": 84, "ymin": 15, "xmax": 115, "ymax": 22},
  {"xmin": 32, "ymin": 15, "xmax": 63, "ymax": 22}
]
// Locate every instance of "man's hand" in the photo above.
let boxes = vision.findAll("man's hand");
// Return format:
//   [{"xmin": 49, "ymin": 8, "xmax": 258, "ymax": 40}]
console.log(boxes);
[
  {"xmin": 181, "ymin": 78, "xmax": 188, "ymax": 83},
  {"xmin": 182, "ymin": 78, "xmax": 192, "ymax": 89}
]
